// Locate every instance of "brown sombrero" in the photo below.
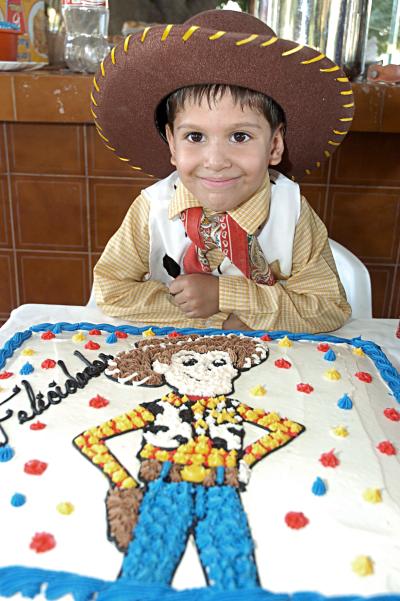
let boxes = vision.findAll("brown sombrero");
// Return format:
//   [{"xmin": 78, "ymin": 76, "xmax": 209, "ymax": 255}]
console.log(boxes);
[{"xmin": 91, "ymin": 9, "xmax": 354, "ymax": 181}]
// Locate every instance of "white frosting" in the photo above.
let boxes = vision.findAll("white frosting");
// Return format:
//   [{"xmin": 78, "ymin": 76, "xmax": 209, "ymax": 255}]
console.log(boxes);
[{"xmin": 0, "ymin": 329, "xmax": 400, "ymax": 597}]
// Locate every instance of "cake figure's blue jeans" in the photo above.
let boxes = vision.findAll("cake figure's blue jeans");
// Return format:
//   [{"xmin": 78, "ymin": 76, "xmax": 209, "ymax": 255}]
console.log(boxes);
[{"xmin": 120, "ymin": 478, "xmax": 259, "ymax": 590}]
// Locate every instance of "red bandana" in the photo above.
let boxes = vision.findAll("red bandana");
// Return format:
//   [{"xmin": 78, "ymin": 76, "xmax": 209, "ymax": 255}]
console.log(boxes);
[{"xmin": 181, "ymin": 207, "xmax": 275, "ymax": 285}]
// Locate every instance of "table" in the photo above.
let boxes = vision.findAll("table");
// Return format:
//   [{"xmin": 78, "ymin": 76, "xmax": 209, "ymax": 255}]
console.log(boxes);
[{"xmin": 1, "ymin": 304, "xmax": 399, "ymax": 372}]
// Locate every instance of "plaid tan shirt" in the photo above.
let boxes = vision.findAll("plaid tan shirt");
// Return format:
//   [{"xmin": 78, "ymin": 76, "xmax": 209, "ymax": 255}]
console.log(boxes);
[{"xmin": 93, "ymin": 175, "xmax": 350, "ymax": 332}]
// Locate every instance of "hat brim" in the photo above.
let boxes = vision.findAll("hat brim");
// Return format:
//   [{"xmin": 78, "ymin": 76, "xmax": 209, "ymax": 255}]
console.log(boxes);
[{"xmin": 92, "ymin": 24, "xmax": 354, "ymax": 181}]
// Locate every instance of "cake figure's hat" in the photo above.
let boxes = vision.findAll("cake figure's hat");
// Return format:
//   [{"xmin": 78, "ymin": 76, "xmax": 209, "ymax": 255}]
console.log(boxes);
[{"xmin": 91, "ymin": 9, "xmax": 354, "ymax": 181}]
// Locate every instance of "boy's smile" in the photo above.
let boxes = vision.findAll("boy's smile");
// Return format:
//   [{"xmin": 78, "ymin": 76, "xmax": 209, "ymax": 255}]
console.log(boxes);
[{"xmin": 165, "ymin": 91, "xmax": 284, "ymax": 213}]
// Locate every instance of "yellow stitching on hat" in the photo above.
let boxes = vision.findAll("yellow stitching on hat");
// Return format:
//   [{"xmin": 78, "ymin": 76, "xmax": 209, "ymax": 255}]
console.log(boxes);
[
  {"xmin": 305, "ymin": 169, "xmax": 311, "ymax": 175},
  {"xmin": 342, "ymin": 102, "xmax": 354, "ymax": 108},
  {"xmin": 236, "ymin": 34, "xmax": 259, "ymax": 46},
  {"xmin": 260, "ymin": 36, "xmax": 277, "ymax": 47},
  {"xmin": 105, "ymin": 144, "xmax": 116, "ymax": 151},
  {"xmin": 124, "ymin": 34, "xmax": 132, "ymax": 52},
  {"xmin": 316, "ymin": 161, "xmax": 321, "ymax": 168},
  {"xmin": 130, "ymin": 166, "xmax": 142, "ymax": 171},
  {"xmin": 320, "ymin": 65, "xmax": 340, "ymax": 72},
  {"xmin": 141, "ymin": 27, "xmax": 150, "ymax": 42},
  {"xmin": 117, "ymin": 156, "xmax": 130, "ymax": 162},
  {"xmin": 161, "ymin": 24, "xmax": 173, "ymax": 41},
  {"xmin": 282, "ymin": 44, "xmax": 304, "ymax": 56},
  {"xmin": 90, "ymin": 107, "xmax": 98, "ymax": 119},
  {"xmin": 339, "ymin": 117, "xmax": 353, "ymax": 122},
  {"xmin": 324, "ymin": 150, "xmax": 331, "ymax": 157},
  {"xmin": 209, "ymin": 31, "xmax": 226, "ymax": 40},
  {"xmin": 100, "ymin": 61, "xmax": 105, "ymax": 77},
  {"xmin": 301, "ymin": 53, "xmax": 325, "ymax": 64},
  {"xmin": 90, "ymin": 92, "xmax": 98, "ymax": 107},
  {"xmin": 93, "ymin": 77, "xmax": 100, "ymax": 92},
  {"xmin": 328, "ymin": 140, "xmax": 340, "ymax": 146},
  {"xmin": 111, "ymin": 46, "xmax": 116, "ymax": 64},
  {"xmin": 182, "ymin": 25, "xmax": 199, "ymax": 41},
  {"xmin": 94, "ymin": 120, "xmax": 102, "ymax": 131},
  {"xmin": 340, "ymin": 90, "xmax": 353, "ymax": 95},
  {"xmin": 96, "ymin": 128, "xmax": 109, "ymax": 143},
  {"xmin": 336, "ymin": 77, "xmax": 349, "ymax": 82},
  {"xmin": 333, "ymin": 130, "xmax": 347, "ymax": 135}
]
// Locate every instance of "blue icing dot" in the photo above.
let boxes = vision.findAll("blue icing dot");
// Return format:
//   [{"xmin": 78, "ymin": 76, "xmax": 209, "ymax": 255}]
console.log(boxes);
[
  {"xmin": 312, "ymin": 477, "xmax": 327, "ymax": 496},
  {"xmin": 337, "ymin": 393, "xmax": 353, "ymax": 410},
  {"xmin": 324, "ymin": 349, "xmax": 336, "ymax": 361},
  {"xmin": 19, "ymin": 362, "xmax": 34, "ymax": 375},
  {"xmin": 11, "ymin": 493, "xmax": 26, "ymax": 507},
  {"xmin": 0, "ymin": 444, "xmax": 15, "ymax": 462},
  {"xmin": 106, "ymin": 333, "xmax": 118, "ymax": 344}
]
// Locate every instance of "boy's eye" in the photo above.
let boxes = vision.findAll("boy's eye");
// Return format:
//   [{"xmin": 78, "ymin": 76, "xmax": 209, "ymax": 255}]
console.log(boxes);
[
  {"xmin": 231, "ymin": 132, "xmax": 250, "ymax": 143},
  {"xmin": 186, "ymin": 132, "xmax": 204, "ymax": 143}
]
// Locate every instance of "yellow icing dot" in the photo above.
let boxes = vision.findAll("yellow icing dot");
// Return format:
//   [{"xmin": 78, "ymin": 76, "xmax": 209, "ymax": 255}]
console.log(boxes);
[
  {"xmin": 155, "ymin": 450, "xmax": 170, "ymax": 461},
  {"xmin": 0, "ymin": 385, "xmax": 4, "ymax": 393},
  {"xmin": 121, "ymin": 477, "xmax": 137, "ymax": 489},
  {"xmin": 181, "ymin": 465, "xmax": 210, "ymax": 483},
  {"xmin": 250, "ymin": 385, "xmax": 267, "ymax": 396},
  {"xmin": 143, "ymin": 328, "xmax": 155, "ymax": 337},
  {"xmin": 353, "ymin": 347, "xmax": 366, "ymax": 357},
  {"xmin": 72, "ymin": 332, "xmax": 86, "ymax": 342},
  {"xmin": 21, "ymin": 348, "xmax": 35, "ymax": 356},
  {"xmin": 278, "ymin": 336, "xmax": 293, "ymax": 348},
  {"xmin": 351, "ymin": 555, "xmax": 374, "ymax": 576},
  {"xmin": 332, "ymin": 425, "xmax": 349, "ymax": 437},
  {"xmin": 57, "ymin": 502, "xmax": 74, "ymax": 515},
  {"xmin": 363, "ymin": 488, "xmax": 382, "ymax": 503},
  {"xmin": 324, "ymin": 368, "xmax": 341, "ymax": 380}
]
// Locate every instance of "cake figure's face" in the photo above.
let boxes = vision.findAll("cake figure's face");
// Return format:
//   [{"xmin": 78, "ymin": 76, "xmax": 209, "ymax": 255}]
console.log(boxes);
[{"xmin": 152, "ymin": 349, "xmax": 237, "ymax": 396}]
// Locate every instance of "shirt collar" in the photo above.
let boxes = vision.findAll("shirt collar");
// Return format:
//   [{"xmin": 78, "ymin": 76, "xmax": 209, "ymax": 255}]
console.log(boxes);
[{"xmin": 168, "ymin": 173, "xmax": 271, "ymax": 235}]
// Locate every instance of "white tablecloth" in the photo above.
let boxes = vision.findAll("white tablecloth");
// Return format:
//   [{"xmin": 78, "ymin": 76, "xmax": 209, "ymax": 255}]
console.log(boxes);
[{"xmin": 1, "ymin": 304, "xmax": 399, "ymax": 372}]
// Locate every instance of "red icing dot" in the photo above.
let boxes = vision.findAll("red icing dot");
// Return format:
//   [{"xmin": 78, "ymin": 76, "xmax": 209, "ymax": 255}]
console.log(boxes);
[
  {"xmin": 0, "ymin": 371, "xmax": 13, "ymax": 379},
  {"xmin": 41, "ymin": 331, "xmax": 55, "ymax": 340},
  {"xmin": 30, "ymin": 421, "xmax": 46, "ymax": 431},
  {"xmin": 377, "ymin": 441, "xmax": 397, "ymax": 455},
  {"xmin": 261, "ymin": 334, "xmax": 272, "ymax": 341},
  {"xmin": 355, "ymin": 371, "xmax": 372, "ymax": 383},
  {"xmin": 41, "ymin": 359, "xmax": 56, "ymax": 369},
  {"xmin": 384, "ymin": 408, "xmax": 400, "ymax": 422},
  {"xmin": 317, "ymin": 343, "xmax": 330, "ymax": 352},
  {"xmin": 115, "ymin": 331, "xmax": 128, "ymax": 339},
  {"xmin": 168, "ymin": 331, "xmax": 183, "ymax": 338},
  {"xmin": 319, "ymin": 449, "xmax": 340, "ymax": 467},
  {"xmin": 297, "ymin": 383, "xmax": 314, "ymax": 394},
  {"xmin": 89, "ymin": 329, "xmax": 101, "ymax": 335},
  {"xmin": 275, "ymin": 358, "xmax": 292, "ymax": 369},
  {"xmin": 30, "ymin": 532, "xmax": 56, "ymax": 553},
  {"xmin": 89, "ymin": 395, "xmax": 109, "ymax": 408},
  {"xmin": 24, "ymin": 460, "xmax": 48, "ymax": 475},
  {"xmin": 85, "ymin": 341, "xmax": 100, "ymax": 350},
  {"xmin": 285, "ymin": 511, "xmax": 309, "ymax": 529}
]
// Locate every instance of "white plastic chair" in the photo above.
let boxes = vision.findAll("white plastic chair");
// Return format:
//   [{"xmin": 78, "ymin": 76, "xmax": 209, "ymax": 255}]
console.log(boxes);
[{"xmin": 329, "ymin": 239, "xmax": 372, "ymax": 318}]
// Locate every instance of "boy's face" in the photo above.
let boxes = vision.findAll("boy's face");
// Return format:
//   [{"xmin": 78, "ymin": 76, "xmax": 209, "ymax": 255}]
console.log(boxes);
[{"xmin": 165, "ymin": 91, "xmax": 284, "ymax": 212}]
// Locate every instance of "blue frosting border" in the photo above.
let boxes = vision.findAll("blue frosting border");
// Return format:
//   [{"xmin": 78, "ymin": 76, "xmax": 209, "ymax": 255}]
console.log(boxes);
[
  {"xmin": 1, "ymin": 322, "xmax": 399, "ymax": 402},
  {"xmin": 0, "ymin": 322, "xmax": 400, "ymax": 601}
]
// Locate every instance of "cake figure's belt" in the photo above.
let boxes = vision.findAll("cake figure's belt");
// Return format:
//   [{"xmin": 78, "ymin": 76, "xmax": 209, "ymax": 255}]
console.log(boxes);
[{"xmin": 139, "ymin": 459, "xmax": 240, "ymax": 487}]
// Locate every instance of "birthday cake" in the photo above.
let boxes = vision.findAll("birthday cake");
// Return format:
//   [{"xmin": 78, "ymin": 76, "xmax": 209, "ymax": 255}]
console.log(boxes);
[{"xmin": 0, "ymin": 322, "xmax": 399, "ymax": 601}]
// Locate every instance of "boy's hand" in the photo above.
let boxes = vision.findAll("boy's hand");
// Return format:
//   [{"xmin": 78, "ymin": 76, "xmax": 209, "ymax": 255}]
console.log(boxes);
[{"xmin": 169, "ymin": 274, "xmax": 219, "ymax": 318}]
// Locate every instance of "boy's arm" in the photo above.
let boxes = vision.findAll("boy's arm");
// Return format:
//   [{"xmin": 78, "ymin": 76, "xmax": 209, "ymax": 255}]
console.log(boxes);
[
  {"xmin": 93, "ymin": 193, "xmax": 227, "ymax": 327},
  {"xmin": 219, "ymin": 197, "xmax": 351, "ymax": 333}
]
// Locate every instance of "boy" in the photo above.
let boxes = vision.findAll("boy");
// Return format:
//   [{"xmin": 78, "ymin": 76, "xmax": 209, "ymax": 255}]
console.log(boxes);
[{"xmin": 92, "ymin": 9, "xmax": 353, "ymax": 333}]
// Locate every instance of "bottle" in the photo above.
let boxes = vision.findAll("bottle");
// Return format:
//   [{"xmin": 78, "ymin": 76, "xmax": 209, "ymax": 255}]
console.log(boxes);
[{"xmin": 62, "ymin": 0, "xmax": 109, "ymax": 73}]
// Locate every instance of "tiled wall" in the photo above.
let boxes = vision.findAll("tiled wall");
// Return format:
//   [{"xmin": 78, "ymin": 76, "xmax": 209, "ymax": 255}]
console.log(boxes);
[{"xmin": 1, "ymin": 121, "xmax": 400, "ymax": 324}]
